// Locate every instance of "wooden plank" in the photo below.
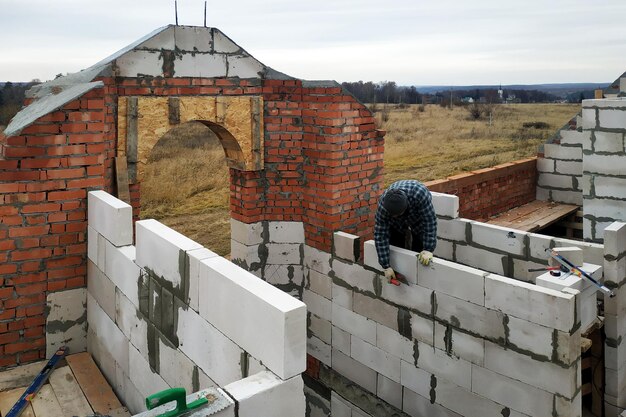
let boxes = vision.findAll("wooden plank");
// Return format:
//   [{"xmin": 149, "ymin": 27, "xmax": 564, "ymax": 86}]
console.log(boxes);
[
  {"xmin": 126, "ymin": 97, "xmax": 138, "ymax": 183},
  {"xmin": 49, "ymin": 366, "xmax": 93, "ymax": 417},
  {"xmin": 31, "ymin": 384, "xmax": 64, "ymax": 417},
  {"xmin": 115, "ymin": 157, "xmax": 131, "ymax": 204},
  {"xmin": 0, "ymin": 360, "xmax": 46, "ymax": 392},
  {"xmin": 0, "ymin": 387, "xmax": 35, "ymax": 417},
  {"xmin": 508, "ymin": 204, "xmax": 579, "ymax": 232},
  {"xmin": 168, "ymin": 97, "xmax": 180, "ymax": 125},
  {"xmin": 66, "ymin": 352, "xmax": 124, "ymax": 415}
]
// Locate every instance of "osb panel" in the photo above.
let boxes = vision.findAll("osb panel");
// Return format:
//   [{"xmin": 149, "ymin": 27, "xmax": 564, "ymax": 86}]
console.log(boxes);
[{"xmin": 117, "ymin": 95, "xmax": 263, "ymax": 180}]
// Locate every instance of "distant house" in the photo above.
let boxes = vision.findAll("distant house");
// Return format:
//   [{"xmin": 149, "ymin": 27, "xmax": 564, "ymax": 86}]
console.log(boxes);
[{"xmin": 462, "ymin": 96, "xmax": 475, "ymax": 103}]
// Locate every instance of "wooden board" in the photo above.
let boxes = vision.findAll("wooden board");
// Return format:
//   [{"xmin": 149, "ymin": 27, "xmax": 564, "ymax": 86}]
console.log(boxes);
[
  {"xmin": 0, "ymin": 361, "xmax": 46, "ymax": 392},
  {"xmin": 487, "ymin": 200, "xmax": 579, "ymax": 232},
  {"xmin": 31, "ymin": 384, "xmax": 64, "ymax": 417},
  {"xmin": 115, "ymin": 157, "xmax": 131, "ymax": 204},
  {"xmin": 66, "ymin": 352, "xmax": 125, "ymax": 415},
  {"xmin": 0, "ymin": 387, "xmax": 35, "ymax": 417},
  {"xmin": 48, "ymin": 366, "xmax": 93, "ymax": 417}
]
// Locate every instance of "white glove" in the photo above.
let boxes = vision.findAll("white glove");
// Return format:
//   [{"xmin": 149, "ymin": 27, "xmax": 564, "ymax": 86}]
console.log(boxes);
[
  {"xmin": 418, "ymin": 250, "xmax": 433, "ymax": 266},
  {"xmin": 383, "ymin": 267, "xmax": 396, "ymax": 283}
]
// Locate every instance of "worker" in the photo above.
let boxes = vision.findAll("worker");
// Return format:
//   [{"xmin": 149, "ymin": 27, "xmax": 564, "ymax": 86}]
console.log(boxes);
[{"xmin": 374, "ymin": 180, "xmax": 437, "ymax": 283}]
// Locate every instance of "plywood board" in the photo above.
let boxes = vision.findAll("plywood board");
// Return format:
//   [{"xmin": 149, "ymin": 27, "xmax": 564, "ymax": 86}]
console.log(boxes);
[
  {"xmin": 66, "ymin": 352, "xmax": 124, "ymax": 415},
  {"xmin": 487, "ymin": 201, "xmax": 579, "ymax": 232},
  {"xmin": 31, "ymin": 384, "xmax": 64, "ymax": 417},
  {"xmin": 49, "ymin": 366, "xmax": 93, "ymax": 417}
]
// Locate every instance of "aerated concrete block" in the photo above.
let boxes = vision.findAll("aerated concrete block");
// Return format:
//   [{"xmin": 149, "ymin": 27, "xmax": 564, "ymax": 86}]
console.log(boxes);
[
  {"xmin": 303, "ymin": 289, "xmax": 331, "ymax": 321},
  {"xmin": 198, "ymin": 256, "xmax": 306, "ymax": 379},
  {"xmin": 331, "ymin": 282, "xmax": 352, "ymax": 309},
  {"xmin": 268, "ymin": 221, "xmax": 305, "ymax": 243},
  {"xmin": 88, "ymin": 261, "xmax": 116, "ymax": 321},
  {"xmin": 543, "ymin": 144, "xmax": 583, "ymax": 160},
  {"xmin": 599, "ymin": 109, "xmax": 626, "ymax": 129},
  {"xmin": 117, "ymin": 50, "xmax": 163, "ymax": 78},
  {"xmin": 560, "ymin": 129, "xmax": 591, "ymax": 146},
  {"xmin": 309, "ymin": 313, "xmax": 331, "ymax": 343},
  {"xmin": 127, "ymin": 344, "xmax": 169, "ymax": 399},
  {"xmin": 308, "ymin": 335, "xmax": 331, "ymax": 366},
  {"xmin": 88, "ymin": 226, "xmax": 98, "ymax": 264},
  {"xmin": 554, "ymin": 238, "xmax": 604, "ymax": 266},
  {"xmin": 333, "ymin": 231, "xmax": 360, "ymax": 262},
  {"xmin": 581, "ymin": 107, "xmax": 596, "ymax": 130},
  {"xmin": 437, "ymin": 218, "xmax": 471, "ymax": 242},
  {"xmin": 308, "ymin": 269, "xmax": 332, "ymax": 299},
  {"xmin": 353, "ymin": 292, "xmax": 398, "ymax": 330},
  {"xmin": 435, "ymin": 239, "xmax": 454, "ymax": 260},
  {"xmin": 551, "ymin": 189, "xmax": 583, "ymax": 205},
  {"xmin": 227, "ymin": 55, "xmax": 266, "ymax": 79},
  {"xmin": 230, "ymin": 219, "xmax": 264, "ymax": 245},
  {"xmin": 87, "ymin": 191, "xmax": 133, "ymax": 246},
  {"xmin": 332, "ymin": 303, "xmax": 376, "ymax": 345},
  {"xmin": 431, "ymin": 192, "xmax": 459, "ymax": 218},
  {"xmin": 377, "ymin": 374, "xmax": 403, "ymax": 410},
  {"xmin": 87, "ymin": 293, "xmax": 129, "ymax": 373},
  {"xmin": 363, "ymin": 240, "xmax": 418, "ymax": 284},
  {"xmin": 158, "ymin": 338, "xmax": 195, "ymax": 393},
  {"xmin": 176, "ymin": 53, "xmax": 227, "ymax": 78},
  {"xmin": 536, "ymin": 158, "xmax": 555, "ymax": 173},
  {"xmin": 332, "ymin": 326, "xmax": 351, "ymax": 355},
  {"xmin": 136, "ymin": 219, "xmax": 203, "ymax": 290},
  {"xmin": 46, "ymin": 287, "xmax": 87, "ymax": 357},
  {"xmin": 416, "ymin": 342, "xmax": 472, "ymax": 389},
  {"xmin": 410, "ymin": 312, "xmax": 434, "ymax": 344},
  {"xmin": 418, "ymin": 258, "xmax": 485, "ymax": 305},
  {"xmin": 351, "ymin": 336, "xmax": 401, "ymax": 383},
  {"xmin": 304, "ymin": 245, "xmax": 332, "ymax": 275},
  {"xmin": 376, "ymin": 323, "xmax": 414, "ymax": 363},
  {"xmin": 584, "ymin": 154, "xmax": 626, "ymax": 175},
  {"xmin": 225, "ymin": 372, "xmax": 304, "ymax": 417},
  {"xmin": 332, "ymin": 349, "xmax": 377, "ymax": 394},
  {"xmin": 537, "ymin": 173, "xmax": 575, "ymax": 189},
  {"xmin": 595, "ymin": 131, "xmax": 624, "ymax": 153},
  {"xmin": 454, "ymin": 244, "xmax": 506, "ymax": 275},
  {"xmin": 229, "ymin": 240, "xmax": 260, "ymax": 269},
  {"xmin": 435, "ymin": 291, "xmax": 505, "ymax": 340},
  {"xmin": 595, "ymin": 177, "xmax": 626, "ymax": 199},
  {"xmin": 528, "ymin": 233, "xmax": 553, "ymax": 260},
  {"xmin": 400, "ymin": 360, "xmax": 431, "ymax": 398},
  {"xmin": 505, "ymin": 315, "xmax": 554, "ymax": 359},
  {"xmin": 266, "ymin": 243, "xmax": 302, "ymax": 264},
  {"xmin": 433, "ymin": 322, "xmax": 484, "ymax": 366},
  {"xmin": 331, "ymin": 392, "xmax": 352, "ymax": 417},
  {"xmin": 380, "ymin": 281, "xmax": 432, "ymax": 315},
  {"xmin": 555, "ymin": 160, "xmax": 583, "ymax": 176},
  {"xmin": 548, "ymin": 246, "xmax": 584, "ymax": 268},
  {"xmin": 115, "ymin": 289, "xmax": 149, "ymax": 360},
  {"xmin": 435, "ymin": 376, "xmax": 517, "ymax": 417},
  {"xmin": 104, "ymin": 242, "xmax": 141, "ymax": 307},
  {"xmin": 187, "ymin": 247, "xmax": 218, "ymax": 312},
  {"xmin": 332, "ymin": 257, "xmax": 377, "ymax": 294},
  {"xmin": 605, "ymin": 222, "xmax": 626, "ymax": 258},
  {"xmin": 485, "ymin": 274, "xmax": 576, "ymax": 332},
  {"xmin": 403, "ymin": 387, "xmax": 462, "ymax": 417}
]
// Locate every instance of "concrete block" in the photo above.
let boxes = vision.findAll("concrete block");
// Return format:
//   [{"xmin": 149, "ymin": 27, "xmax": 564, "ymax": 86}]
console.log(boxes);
[
  {"xmin": 485, "ymin": 273, "xmax": 576, "ymax": 332},
  {"xmin": 158, "ymin": 338, "xmax": 195, "ymax": 393},
  {"xmin": 136, "ymin": 219, "xmax": 203, "ymax": 291},
  {"xmin": 595, "ymin": 131, "xmax": 624, "ymax": 153},
  {"xmin": 331, "ymin": 283, "xmax": 352, "ymax": 309},
  {"xmin": 536, "ymin": 158, "xmax": 555, "ymax": 173},
  {"xmin": 599, "ymin": 109, "xmax": 626, "ymax": 129},
  {"xmin": 266, "ymin": 243, "xmax": 302, "ymax": 264},
  {"xmin": 117, "ymin": 50, "xmax": 165, "ymax": 77},
  {"xmin": 46, "ymin": 287, "xmax": 87, "ymax": 357},
  {"xmin": 309, "ymin": 313, "xmax": 331, "ymax": 344},
  {"xmin": 187, "ymin": 247, "xmax": 218, "ymax": 312},
  {"xmin": 543, "ymin": 144, "xmax": 582, "ymax": 160},
  {"xmin": 229, "ymin": 240, "xmax": 260, "ymax": 269},
  {"xmin": 605, "ymin": 257, "xmax": 626, "ymax": 288},
  {"xmin": 455, "ymin": 244, "xmax": 506, "ymax": 275},
  {"xmin": 403, "ymin": 387, "xmax": 462, "ymax": 417},
  {"xmin": 484, "ymin": 341, "xmax": 576, "ymax": 397},
  {"xmin": 332, "ymin": 257, "xmax": 377, "ymax": 294},
  {"xmin": 226, "ymin": 372, "xmax": 304, "ymax": 417},
  {"xmin": 555, "ymin": 160, "xmax": 583, "ymax": 176},
  {"xmin": 332, "ymin": 349, "xmax": 377, "ymax": 394},
  {"xmin": 416, "ymin": 342, "xmax": 472, "ymax": 389},
  {"xmin": 304, "ymin": 384, "xmax": 330, "ymax": 417},
  {"xmin": 104, "ymin": 242, "xmax": 141, "ymax": 307},
  {"xmin": 353, "ymin": 292, "xmax": 398, "ymax": 330},
  {"xmin": 333, "ymin": 231, "xmax": 360, "ymax": 262},
  {"xmin": 114, "ymin": 362, "xmax": 145, "ymax": 414},
  {"xmin": 377, "ymin": 374, "xmax": 403, "ymax": 410},
  {"xmin": 381, "ymin": 281, "xmax": 432, "ymax": 315},
  {"xmin": 266, "ymin": 264, "xmax": 304, "ymax": 287},
  {"xmin": 537, "ymin": 263, "xmax": 601, "ymax": 292},
  {"xmin": 551, "ymin": 189, "xmax": 583, "ymax": 205},
  {"xmin": 226, "ymin": 55, "xmax": 266, "ymax": 79},
  {"xmin": 400, "ymin": 360, "xmax": 431, "ymax": 398},
  {"xmin": 581, "ymin": 107, "xmax": 596, "ymax": 129},
  {"xmin": 411, "ymin": 312, "xmax": 434, "ymax": 344},
  {"xmin": 230, "ymin": 219, "xmax": 264, "ymax": 245},
  {"xmin": 127, "ymin": 344, "xmax": 169, "ymax": 399},
  {"xmin": 506, "ymin": 315, "xmax": 553, "ymax": 359},
  {"xmin": 115, "ymin": 289, "xmax": 149, "ymax": 360},
  {"xmin": 511, "ymin": 258, "xmax": 547, "ymax": 283},
  {"xmin": 87, "ymin": 293, "xmax": 129, "ymax": 372},
  {"xmin": 435, "ymin": 291, "xmax": 505, "ymax": 340},
  {"xmin": 433, "ymin": 322, "xmax": 484, "ymax": 366},
  {"xmin": 582, "ymin": 174, "xmax": 593, "ymax": 196},
  {"xmin": 267, "ymin": 221, "xmax": 304, "ymax": 243},
  {"xmin": 351, "ymin": 336, "xmax": 401, "ymax": 382},
  {"xmin": 213, "ymin": 29, "xmax": 240, "ymax": 53},
  {"xmin": 554, "ymin": 238, "xmax": 604, "ymax": 266},
  {"xmin": 536, "ymin": 186, "xmax": 550, "ymax": 201},
  {"xmin": 363, "ymin": 240, "xmax": 418, "ymax": 284},
  {"xmin": 88, "ymin": 191, "xmax": 133, "ymax": 246},
  {"xmin": 538, "ymin": 173, "xmax": 574, "ymax": 189},
  {"xmin": 173, "ymin": 26, "xmax": 212, "ymax": 52},
  {"xmin": 528, "ymin": 232, "xmax": 553, "ymax": 260},
  {"xmin": 584, "ymin": 154, "xmax": 626, "ymax": 175},
  {"xmin": 308, "ymin": 270, "xmax": 332, "ymax": 299},
  {"xmin": 177, "ymin": 304, "xmax": 243, "ymax": 386},
  {"xmin": 376, "ymin": 323, "xmax": 414, "ymax": 363},
  {"xmin": 435, "ymin": 376, "xmax": 515, "ymax": 417},
  {"xmin": 330, "ymin": 392, "xmax": 352, "ymax": 417},
  {"xmin": 332, "ymin": 303, "xmax": 376, "ymax": 345},
  {"xmin": 88, "ymin": 261, "xmax": 116, "ymax": 321},
  {"xmin": 595, "ymin": 176, "xmax": 626, "ymax": 199},
  {"xmin": 332, "ymin": 326, "xmax": 351, "ymax": 355},
  {"xmin": 471, "ymin": 365, "xmax": 553, "ymax": 417},
  {"xmin": 87, "ymin": 226, "xmax": 98, "ymax": 264},
  {"xmin": 304, "ymin": 245, "xmax": 332, "ymax": 275},
  {"xmin": 198, "ymin": 256, "xmax": 306, "ymax": 380},
  {"xmin": 176, "ymin": 53, "xmax": 227, "ymax": 78},
  {"xmin": 88, "ymin": 327, "xmax": 117, "ymax": 392},
  {"xmin": 605, "ymin": 222, "xmax": 626, "ymax": 258},
  {"xmin": 96, "ymin": 234, "xmax": 106, "ymax": 270},
  {"xmin": 431, "ymin": 192, "xmax": 459, "ymax": 218},
  {"xmin": 560, "ymin": 129, "xmax": 591, "ymax": 146},
  {"xmin": 548, "ymin": 246, "xmax": 584, "ymax": 268},
  {"xmin": 308, "ymin": 335, "xmax": 331, "ymax": 366},
  {"xmin": 435, "ymin": 239, "xmax": 454, "ymax": 260},
  {"xmin": 418, "ymin": 258, "xmax": 485, "ymax": 305},
  {"xmin": 303, "ymin": 289, "xmax": 331, "ymax": 322},
  {"xmin": 437, "ymin": 218, "xmax": 471, "ymax": 242}
]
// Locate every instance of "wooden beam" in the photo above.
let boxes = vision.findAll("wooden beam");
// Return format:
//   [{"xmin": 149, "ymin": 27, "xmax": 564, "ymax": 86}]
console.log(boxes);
[
  {"xmin": 126, "ymin": 97, "xmax": 139, "ymax": 183},
  {"xmin": 115, "ymin": 157, "xmax": 131, "ymax": 204},
  {"xmin": 168, "ymin": 97, "xmax": 180, "ymax": 125}
]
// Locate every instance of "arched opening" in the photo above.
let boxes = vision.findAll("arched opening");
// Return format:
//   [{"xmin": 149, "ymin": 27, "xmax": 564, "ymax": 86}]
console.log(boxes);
[{"xmin": 139, "ymin": 121, "xmax": 233, "ymax": 255}]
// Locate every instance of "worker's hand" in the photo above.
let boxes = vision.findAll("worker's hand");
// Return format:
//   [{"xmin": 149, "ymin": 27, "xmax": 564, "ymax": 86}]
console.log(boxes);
[
  {"xmin": 383, "ymin": 267, "xmax": 396, "ymax": 283},
  {"xmin": 418, "ymin": 250, "xmax": 433, "ymax": 266}
]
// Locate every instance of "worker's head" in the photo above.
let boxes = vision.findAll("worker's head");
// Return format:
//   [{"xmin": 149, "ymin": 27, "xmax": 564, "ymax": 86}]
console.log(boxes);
[{"xmin": 382, "ymin": 189, "xmax": 408, "ymax": 217}]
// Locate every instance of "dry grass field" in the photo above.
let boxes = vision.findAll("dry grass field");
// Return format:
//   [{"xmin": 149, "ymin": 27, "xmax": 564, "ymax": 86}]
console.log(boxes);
[{"xmin": 140, "ymin": 103, "xmax": 579, "ymax": 255}]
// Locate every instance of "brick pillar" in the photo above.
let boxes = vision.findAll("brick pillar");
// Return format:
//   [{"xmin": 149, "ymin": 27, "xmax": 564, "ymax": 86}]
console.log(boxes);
[{"xmin": 603, "ymin": 221, "xmax": 626, "ymax": 416}]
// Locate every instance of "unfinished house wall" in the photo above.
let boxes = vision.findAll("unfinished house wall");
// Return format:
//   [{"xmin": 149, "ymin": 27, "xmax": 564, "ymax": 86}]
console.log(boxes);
[
  {"xmin": 86, "ymin": 190, "xmax": 306, "ymax": 415},
  {"xmin": 425, "ymin": 157, "xmax": 537, "ymax": 221},
  {"xmin": 580, "ymin": 99, "xmax": 626, "ymax": 242},
  {"xmin": 301, "ymin": 230, "xmax": 581, "ymax": 417}
]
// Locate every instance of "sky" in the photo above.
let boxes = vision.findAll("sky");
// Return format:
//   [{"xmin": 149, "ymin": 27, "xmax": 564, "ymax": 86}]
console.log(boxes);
[{"xmin": 1, "ymin": 0, "xmax": 626, "ymax": 86}]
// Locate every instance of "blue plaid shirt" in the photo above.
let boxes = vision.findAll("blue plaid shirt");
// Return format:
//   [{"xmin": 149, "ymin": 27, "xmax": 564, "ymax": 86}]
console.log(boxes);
[{"xmin": 374, "ymin": 180, "xmax": 437, "ymax": 269}]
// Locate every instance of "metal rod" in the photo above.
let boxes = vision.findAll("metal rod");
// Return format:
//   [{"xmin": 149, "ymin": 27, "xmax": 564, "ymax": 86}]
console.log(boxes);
[
  {"xmin": 548, "ymin": 249, "xmax": 615, "ymax": 297},
  {"xmin": 204, "ymin": 1, "xmax": 207, "ymax": 27},
  {"xmin": 175, "ymin": 0, "xmax": 179, "ymax": 25}
]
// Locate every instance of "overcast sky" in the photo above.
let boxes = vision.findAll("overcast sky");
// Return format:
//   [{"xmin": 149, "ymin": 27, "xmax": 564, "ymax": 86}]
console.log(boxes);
[{"xmin": 2, "ymin": 0, "xmax": 625, "ymax": 86}]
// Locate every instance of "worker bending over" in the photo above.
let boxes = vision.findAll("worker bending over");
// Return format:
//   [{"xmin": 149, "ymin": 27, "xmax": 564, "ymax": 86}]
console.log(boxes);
[{"xmin": 374, "ymin": 180, "xmax": 437, "ymax": 282}]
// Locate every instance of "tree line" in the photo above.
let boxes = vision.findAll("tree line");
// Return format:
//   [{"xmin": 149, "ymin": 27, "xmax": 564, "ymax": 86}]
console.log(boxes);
[{"xmin": 0, "ymin": 82, "xmax": 38, "ymax": 126}]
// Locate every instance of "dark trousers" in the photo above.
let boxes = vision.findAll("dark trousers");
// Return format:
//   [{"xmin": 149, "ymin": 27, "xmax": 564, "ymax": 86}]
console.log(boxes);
[{"xmin": 389, "ymin": 227, "xmax": 424, "ymax": 252}]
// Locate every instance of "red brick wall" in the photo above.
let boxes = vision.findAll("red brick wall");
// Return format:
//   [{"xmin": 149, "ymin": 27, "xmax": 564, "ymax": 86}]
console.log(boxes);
[
  {"xmin": 425, "ymin": 158, "xmax": 537, "ymax": 221},
  {"xmin": 0, "ymin": 76, "xmax": 382, "ymax": 366}
]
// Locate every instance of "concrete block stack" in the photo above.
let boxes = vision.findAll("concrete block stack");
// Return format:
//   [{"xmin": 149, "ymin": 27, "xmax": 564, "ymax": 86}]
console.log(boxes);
[
  {"xmin": 86, "ymin": 191, "xmax": 306, "ymax": 415},
  {"xmin": 581, "ymin": 99, "xmax": 626, "ymax": 242},
  {"xmin": 302, "ymin": 230, "xmax": 580, "ymax": 417},
  {"xmin": 536, "ymin": 136, "xmax": 585, "ymax": 205}
]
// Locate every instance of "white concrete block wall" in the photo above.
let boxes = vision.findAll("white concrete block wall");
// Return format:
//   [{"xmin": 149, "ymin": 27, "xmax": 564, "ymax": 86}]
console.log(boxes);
[
  {"xmin": 46, "ymin": 287, "xmax": 87, "ymax": 357},
  {"xmin": 87, "ymin": 190, "xmax": 133, "ymax": 246},
  {"xmin": 86, "ymin": 191, "xmax": 306, "ymax": 416},
  {"xmin": 334, "ymin": 231, "xmax": 360, "ymax": 262},
  {"xmin": 431, "ymin": 192, "xmax": 459, "ymax": 218}
]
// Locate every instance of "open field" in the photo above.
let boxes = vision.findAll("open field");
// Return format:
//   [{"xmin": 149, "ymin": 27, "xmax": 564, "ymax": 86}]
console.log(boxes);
[{"xmin": 140, "ymin": 103, "xmax": 579, "ymax": 255}]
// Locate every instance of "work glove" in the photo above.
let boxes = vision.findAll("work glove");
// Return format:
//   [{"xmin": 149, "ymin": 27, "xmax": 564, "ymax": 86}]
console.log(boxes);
[
  {"xmin": 418, "ymin": 250, "xmax": 433, "ymax": 266},
  {"xmin": 383, "ymin": 267, "xmax": 396, "ymax": 283}
]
